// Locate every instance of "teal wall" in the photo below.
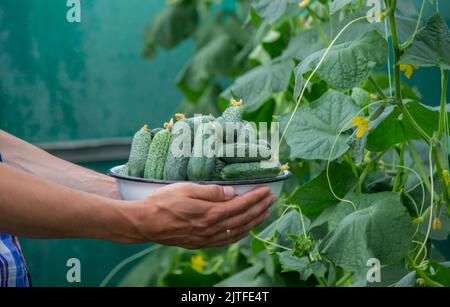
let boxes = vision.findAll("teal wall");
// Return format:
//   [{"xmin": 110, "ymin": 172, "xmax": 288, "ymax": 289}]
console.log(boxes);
[{"xmin": 0, "ymin": 0, "xmax": 192, "ymax": 143}]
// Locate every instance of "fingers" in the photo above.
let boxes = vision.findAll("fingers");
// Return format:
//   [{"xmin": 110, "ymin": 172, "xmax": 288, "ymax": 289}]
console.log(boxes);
[
  {"xmin": 183, "ymin": 183, "xmax": 235, "ymax": 202},
  {"xmin": 210, "ymin": 193, "xmax": 276, "ymax": 234},
  {"xmin": 205, "ymin": 211, "xmax": 271, "ymax": 248},
  {"xmin": 212, "ymin": 186, "xmax": 272, "ymax": 223}
]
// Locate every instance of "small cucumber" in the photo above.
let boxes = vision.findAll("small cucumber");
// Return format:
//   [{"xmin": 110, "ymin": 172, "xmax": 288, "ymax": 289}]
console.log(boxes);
[
  {"xmin": 187, "ymin": 122, "xmax": 217, "ymax": 181},
  {"xmin": 127, "ymin": 125, "xmax": 152, "ymax": 177},
  {"xmin": 219, "ymin": 99, "xmax": 244, "ymax": 143},
  {"xmin": 220, "ymin": 162, "xmax": 289, "ymax": 180},
  {"xmin": 213, "ymin": 159, "xmax": 227, "ymax": 180},
  {"xmin": 144, "ymin": 120, "xmax": 173, "ymax": 179},
  {"xmin": 223, "ymin": 98, "xmax": 243, "ymax": 122},
  {"xmin": 219, "ymin": 143, "xmax": 271, "ymax": 164},
  {"xmin": 151, "ymin": 127, "xmax": 163, "ymax": 138},
  {"xmin": 163, "ymin": 115, "xmax": 193, "ymax": 180},
  {"xmin": 118, "ymin": 163, "xmax": 130, "ymax": 176}
]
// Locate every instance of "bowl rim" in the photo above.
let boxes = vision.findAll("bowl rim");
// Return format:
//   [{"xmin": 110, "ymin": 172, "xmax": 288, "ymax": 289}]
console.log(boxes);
[{"xmin": 109, "ymin": 165, "xmax": 291, "ymax": 186}]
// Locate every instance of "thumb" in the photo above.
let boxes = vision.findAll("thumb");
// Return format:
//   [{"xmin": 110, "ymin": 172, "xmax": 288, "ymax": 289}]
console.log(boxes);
[{"xmin": 189, "ymin": 184, "xmax": 235, "ymax": 202}]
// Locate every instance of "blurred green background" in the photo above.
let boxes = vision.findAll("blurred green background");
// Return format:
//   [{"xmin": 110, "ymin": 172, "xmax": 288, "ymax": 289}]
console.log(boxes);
[{"xmin": 0, "ymin": 0, "xmax": 449, "ymax": 286}]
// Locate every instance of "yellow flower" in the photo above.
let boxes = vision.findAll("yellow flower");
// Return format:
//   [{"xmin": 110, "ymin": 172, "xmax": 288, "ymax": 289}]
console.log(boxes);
[
  {"xmin": 399, "ymin": 64, "xmax": 417, "ymax": 79},
  {"xmin": 191, "ymin": 255, "xmax": 205, "ymax": 272},
  {"xmin": 175, "ymin": 113, "xmax": 185, "ymax": 121},
  {"xmin": 298, "ymin": 0, "xmax": 309, "ymax": 8},
  {"xmin": 230, "ymin": 98, "xmax": 242, "ymax": 107},
  {"xmin": 370, "ymin": 93, "xmax": 378, "ymax": 100},
  {"xmin": 433, "ymin": 217, "xmax": 442, "ymax": 231},
  {"xmin": 351, "ymin": 116, "xmax": 370, "ymax": 138}
]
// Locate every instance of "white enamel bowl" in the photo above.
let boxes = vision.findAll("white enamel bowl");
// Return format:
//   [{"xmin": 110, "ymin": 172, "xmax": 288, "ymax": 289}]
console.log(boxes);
[{"xmin": 109, "ymin": 165, "xmax": 291, "ymax": 201}]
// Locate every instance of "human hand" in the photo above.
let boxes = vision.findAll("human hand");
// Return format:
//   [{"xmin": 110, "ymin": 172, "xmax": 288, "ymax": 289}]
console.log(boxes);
[{"xmin": 121, "ymin": 183, "xmax": 276, "ymax": 248}]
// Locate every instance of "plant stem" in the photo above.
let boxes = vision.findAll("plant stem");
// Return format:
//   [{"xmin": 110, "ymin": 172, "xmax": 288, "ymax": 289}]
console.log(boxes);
[
  {"xmin": 432, "ymin": 147, "xmax": 450, "ymax": 209},
  {"xmin": 438, "ymin": 69, "xmax": 448, "ymax": 138},
  {"xmin": 307, "ymin": 8, "xmax": 330, "ymax": 47},
  {"xmin": 368, "ymin": 76, "xmax": 388, "ymax": 100},
  {"xmin": 387, "ymin": 0, "xmax": 432, "ymax": 144},
  {"xmin": 393, "ymin": 142, "xmax": 405, "ymax": 192},
  {"xmin": 407, "ymin": 140, "xmax": 433, "ymax": 195},
  {"xmin": 357, "ymin": 151, "xmax": 385, "ymax": 193},
  {"xmin": 400, "ymin": 0, "xmax": 426, "ymax": 50}
]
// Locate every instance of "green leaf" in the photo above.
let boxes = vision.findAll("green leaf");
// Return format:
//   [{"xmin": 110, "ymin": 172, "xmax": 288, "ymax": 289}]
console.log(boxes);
[
  {"xmin": 329, "ymin": 0, "xmax": 357, "ymax": 15},
  {"xmin": 278, "ymin": 252, "xmax": 326, "ymax": 280},
  {"xmin": 257, "ymin": 210, "xmax": 309, "ymax": 249},
  {"xmin": 280, "ymin": 90, "xmax": 359, "ymax": 160},
  {"xmin": 289, "ymin": 162, "xmax": 357, "ymax": 218},
  {"xmin": 279, "ymin": 30, "xmax": 326, "ymax": 62},
  {"xmin": 252, "ymin": 0, "xmax": 291, "ymax": 24},
  {"xmin": 220, "ymin": 60, "xmax": 295, "ymax": 112},
  {"xmin": 400, "ymin": 14, "xmax": 450, "ymax": 69},
  {"xmin": 351, "ymin": 87, "xmax": 372, "ymax": 108},
  {"xmin": 367, "ymin": 101, "xmax": 450, "ymax": 152},
  {"xmin": 142, "ymin": 3, "xmax": 198, "ymax": 58},
  {"xmin": 215, "ymin": 263, "xmax": 272, "ymax": 286},
  {"xmin": 294, "ymin": 30, "xmax": 388, "ymax": 95},
  {"xmin": 176, "ymin": 85, "xmax": 222, "ymax": 117},
  {"xmin": 321, "ymin": 192, "xmax": 414, "ymax": 273},
  {"xmin": 176, "ymin": 35, "xmax": 239, "ymax": 101},
  {"xmin": 119, "ymin": 247, "xmax": 181, "ymax": 287}
]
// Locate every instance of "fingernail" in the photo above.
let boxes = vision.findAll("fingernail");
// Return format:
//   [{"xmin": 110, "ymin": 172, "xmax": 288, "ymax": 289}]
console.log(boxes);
[{"xmin": 223, "ymin": 186, "xmax": 235, "ymax": 200}]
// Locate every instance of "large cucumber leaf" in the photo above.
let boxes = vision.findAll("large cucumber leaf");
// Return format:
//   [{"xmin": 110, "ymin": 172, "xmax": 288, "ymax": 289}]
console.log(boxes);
[
  {"xmin": 288, "ymin": 162, "xmax": 357, "ymax": 218},
  {"xmin": 278, "ymin": 252, "xmax": 327, "ymax": 281},
  {"xmin": 367, "ymin": 101, "xmax": 450, "ymax": 152},
  {"xmin": 294, "ymin": 30, "xmax": 387, "ymax": 95},
  {"xmin": 220, "ymin": 60, "xmax": 295, "ymax": 112},
  {"xmin": 142, "ymin": 3, "xmax": 198, "ymax": 58},
  {"xmin": 280, "ymin": 90, "xmax": 359, "ymax": 160},
  {"xmin": 320, "ymin": 192, "xmax": 414, "ymax": 273},
  {"xmin": 399, "ymin": 14, "xmax": 450, "ymax": 69},
  {"xmin": 252, "ymin": 0, "xmax": 292, "ymax": 24}
]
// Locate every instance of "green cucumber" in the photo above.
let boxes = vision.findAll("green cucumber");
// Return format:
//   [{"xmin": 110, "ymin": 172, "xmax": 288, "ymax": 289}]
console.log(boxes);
[
  {"xmin": 119, "ymin": 163, "xmax": 130, "ymax": 176},
  {"xmin": 163, "ymin": 115, "xmax": 193, "ymax": 180},
  {"xmin": 220, "ymin": 162, "xmax": 288, "ymax": 180},
  {"xmin": 144, "ymin": 120, "xmax": 173, "ymax": 179},
  {"xmin": 127, "ymin": 125, "xmax": 152, "ymax": 177},
  {"xmin": 219, "ymin": 99, "xmax": 244, "ymax": 143},
  {"xmin": 151, "ymin": 128, "xmax": 163, "ymax": 138},
  {"xmin": 187, "ymin": 122, "xmax": 217, "ymax": 181},
  {"xmin": 213, "ymin": 159, "xmax": 227, "ymax": 180},
  {"xmin": 223, "ymin": 98, "xmax": 243, "ymax": 122},
  {"xmin": 219, "ymin": 143, "xmax": 271, "ymax": 164}
]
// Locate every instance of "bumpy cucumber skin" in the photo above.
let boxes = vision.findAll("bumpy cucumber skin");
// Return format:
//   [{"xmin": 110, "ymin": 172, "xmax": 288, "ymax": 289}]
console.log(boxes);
[
  {"xmin": 151, "ymin": 128, "xmax": 163, "ymax": 138},
  {"xmin": 119, "ymin": 163, "xmax": 130, "ymax": 176},
  {"xmin": 220, "ymin": 162, "xmax": 281, "ymax": 180},
  {"xmin": 163, "ymin": 120, "xmax": 192, "ymax": 180},
  {"xmin": 222, "ymin": 106, "xmax": 243, "ymax": 122},
  {"xmin": 219, "ymin": 143, "xmax": 271, "ymax": 164},
  {"xmin": 144, "ymin": 129, "xmax": 172, "ymax": 179},
  {"xmin": 187, "ymin": 123, "xmax": 217, "ymax": 181},
  {"xmin": 128, "ymin": 127, "xmax": 152, "ymax": 177},
  {"xmin": 219, "ymin": 104, "xmax": 244, "ymax": 143},
  {"xmin": 213, "ymin": 159, "xmax": 227, "ymax": 180}
]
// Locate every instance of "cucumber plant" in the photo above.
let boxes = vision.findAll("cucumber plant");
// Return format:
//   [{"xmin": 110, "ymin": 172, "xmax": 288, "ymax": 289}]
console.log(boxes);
[{"xmin": 112, "ymin": 0, "xmax": 450, "ymax": 287}]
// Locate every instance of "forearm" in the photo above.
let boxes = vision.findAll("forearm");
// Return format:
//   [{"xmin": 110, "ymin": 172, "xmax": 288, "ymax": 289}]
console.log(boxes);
[
  {"xmin": 0, "ymin": 130, "xmax": 119, "ymax": 199},
  {"xmin": 0, "ymin": 163, "xmax": 138, "ymax": 242}
]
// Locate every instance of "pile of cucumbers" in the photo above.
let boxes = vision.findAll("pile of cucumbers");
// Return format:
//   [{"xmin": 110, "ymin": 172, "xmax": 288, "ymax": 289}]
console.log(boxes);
[{"xmin": 120, "ymin": 99, "xmax": 288, "ymax": 181}]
